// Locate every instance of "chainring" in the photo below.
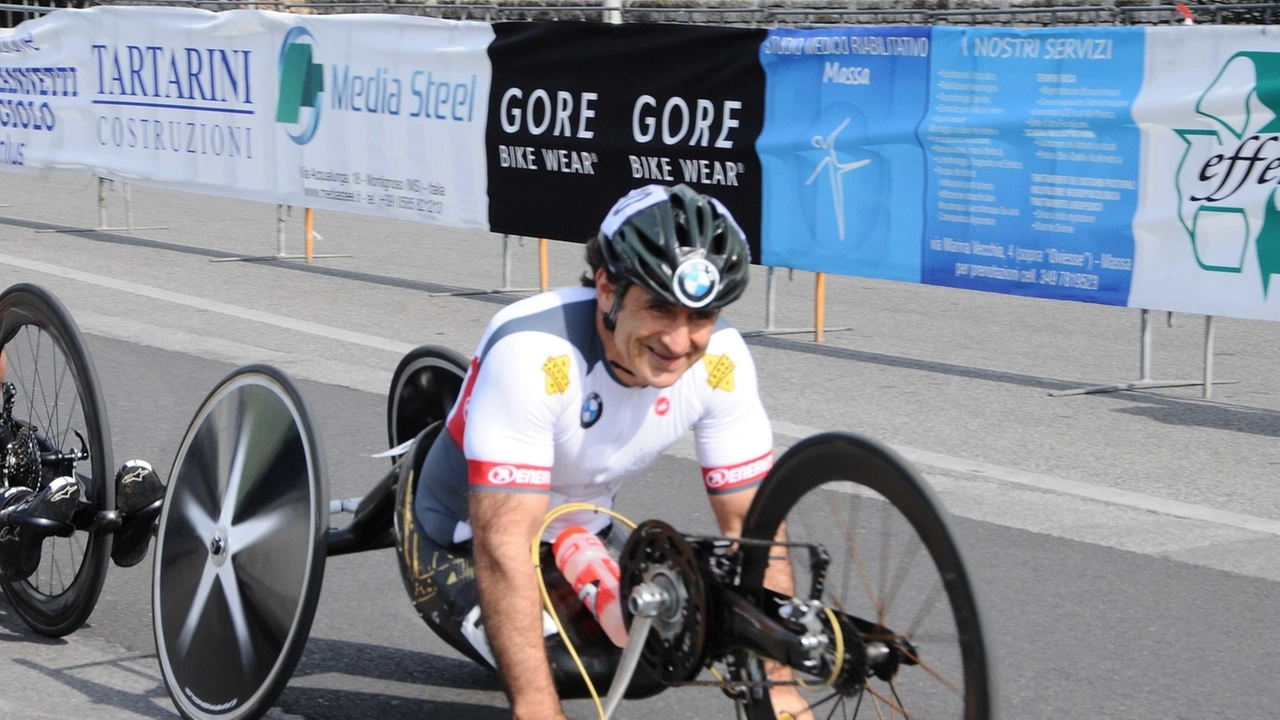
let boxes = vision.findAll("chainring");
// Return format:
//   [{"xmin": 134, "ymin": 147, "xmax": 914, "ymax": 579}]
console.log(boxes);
[{"xmin": 618, "ymin": 519, "xmax": 708, "ymax": 684}]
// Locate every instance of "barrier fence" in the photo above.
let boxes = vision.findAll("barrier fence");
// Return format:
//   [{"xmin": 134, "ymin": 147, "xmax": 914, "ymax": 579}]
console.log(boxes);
[{"xmin": 6, "ymin": 3, "xmax": 1280, "ymax": 396}]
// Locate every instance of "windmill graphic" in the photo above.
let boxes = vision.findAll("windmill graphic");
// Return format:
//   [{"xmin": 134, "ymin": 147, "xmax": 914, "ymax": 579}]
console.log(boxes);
[{"xmin": 805, "ymin": 117, "xmax": 871, "ymax": 241}]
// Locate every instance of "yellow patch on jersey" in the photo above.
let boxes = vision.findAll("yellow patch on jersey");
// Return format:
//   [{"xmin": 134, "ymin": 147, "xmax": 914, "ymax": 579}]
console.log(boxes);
[
  {"xmin": 702, "ymin": 353, "xmax": 736, "ymax": 391},
  {"xmin": 543, "ymin": 355, "xmax": 571, "ymax": 395}
]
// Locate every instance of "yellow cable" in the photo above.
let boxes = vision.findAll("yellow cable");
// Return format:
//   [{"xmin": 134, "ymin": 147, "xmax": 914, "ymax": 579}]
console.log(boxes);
[
  {"xmin": 796, "ymin": 605, "xmax": 845, "ymax": 690},
  {"xmin": 531, "ymin": 503, "xmax": 638, "ymax": 720}
]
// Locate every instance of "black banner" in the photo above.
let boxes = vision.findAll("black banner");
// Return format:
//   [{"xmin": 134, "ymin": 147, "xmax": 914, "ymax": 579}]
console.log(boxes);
[{"xmin": 486, "ymin": 22, "xmax": 766, "ymax": 261}]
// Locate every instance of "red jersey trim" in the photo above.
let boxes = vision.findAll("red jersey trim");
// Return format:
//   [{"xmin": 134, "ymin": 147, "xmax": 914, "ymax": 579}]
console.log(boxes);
[
  {"xmin": 469, "ymin": 460, "xmax": 553, "ymax": 491},
  {"xmin": 448, "ymin": 356, "xmax": 481, "ymax": 446},
  {"xmin": 702, "ymin": 451, "xmax": 773, "ymax": 495}
]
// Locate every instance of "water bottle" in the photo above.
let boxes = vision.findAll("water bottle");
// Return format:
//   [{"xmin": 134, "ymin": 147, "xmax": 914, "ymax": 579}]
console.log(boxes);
[{"xmin": 552, "ymin": 525, "xmax": 628, "ymax": 647}]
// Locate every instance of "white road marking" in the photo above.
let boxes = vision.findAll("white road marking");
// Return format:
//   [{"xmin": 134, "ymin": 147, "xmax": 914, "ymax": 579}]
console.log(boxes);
[
  {"xmin": 770, "ymin": 420, "xmax": 1280, "ymax": 538},
  {"xmin": 0, "ymin": 252, "xmax": 415, "ymax": 355}
]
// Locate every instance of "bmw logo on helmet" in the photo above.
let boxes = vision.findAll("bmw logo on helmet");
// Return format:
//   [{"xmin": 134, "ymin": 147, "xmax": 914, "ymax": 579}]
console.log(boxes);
[
  {"xmin": 672, "ymin": 256, "xmax": 721, "ymax": 308},
  {"xmin": 580, "ymin": 392, "xmax": 603, "ymax": 428}
]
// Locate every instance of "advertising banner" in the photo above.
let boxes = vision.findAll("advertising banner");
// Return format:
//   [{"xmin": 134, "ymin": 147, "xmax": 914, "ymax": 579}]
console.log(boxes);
[
  {"xmin": 1130, "ymin": 26, "xmax": 1280, "ymax": 321},
  {"xmin": 1, "ymin": 7, "xmax": 494, "ymax": 229},
  {"xmin": 14, "ymin": 10, "xmax": 1280, "ymax": 325},
  {"xmin": 0, "ymin": 10, "xmax": 81, "ymax": 173},
  {"xmin": 920, "ymin": 26, "xmax": 1144, "ymax": 306},
  {"xmin": 77, "ymin": 8, "xmax": 277, "ymax": 200},
  {"xmin": 485, "ymin": 22, "xmax": 766, "ymax": 255},
  {"xmin": 272, "ymin": 14, "xmax": 494, "ymax": 229},
  {"xmin": 757, "ymin": 26, "xmax": 931, "ymax": 282}
]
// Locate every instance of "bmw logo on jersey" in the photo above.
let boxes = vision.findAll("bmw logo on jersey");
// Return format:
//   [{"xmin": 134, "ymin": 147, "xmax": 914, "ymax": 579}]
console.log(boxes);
[
  {"xmin": 673, "ymin": 256, "xmax": 720, "ymax": 308},
  {"xmin": 580, "ymin": 391, "xmax": 603, "ymax": 428}
]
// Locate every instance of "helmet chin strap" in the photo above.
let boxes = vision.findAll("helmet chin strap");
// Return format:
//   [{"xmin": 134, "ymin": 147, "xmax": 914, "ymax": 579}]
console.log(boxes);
[{"xmin": 602, "ymin": 280, "xmax": 630, "ymax": 333}]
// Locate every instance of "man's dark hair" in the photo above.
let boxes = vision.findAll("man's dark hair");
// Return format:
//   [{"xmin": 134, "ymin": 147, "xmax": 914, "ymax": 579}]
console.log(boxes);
[{"xmin": 581, "ymin": 235, "xmax": 618, "ymax": 288}]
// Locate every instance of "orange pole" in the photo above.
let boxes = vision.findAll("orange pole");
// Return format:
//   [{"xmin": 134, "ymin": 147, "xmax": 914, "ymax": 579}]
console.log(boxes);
[
  {"xmin": 815, "ymin": 272, "xmax": 826, "ymax": 343},
  {"xmin": 305, "ymin": 208, "xmax": 314, "ymax": 263},
  {"xmin": 539, "ymin": 238, "xmax": 549, "ymax": 293}
]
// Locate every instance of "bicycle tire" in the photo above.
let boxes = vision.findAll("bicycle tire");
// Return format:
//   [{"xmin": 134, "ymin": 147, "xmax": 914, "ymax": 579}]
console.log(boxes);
[
  {"xmin": 385, "ymin": 344, "xmax": 468, "ymax": 455},
  {"xmin": 736, "ymin": 432, "xmax": 993, "ymax": 720},
  {"xmin": 153, "ymin": 365, "xmax": 327, "ymax": 720},
  {"xmin": 0, "ymin": 283, "xmax": 114, "ymax": 637}
]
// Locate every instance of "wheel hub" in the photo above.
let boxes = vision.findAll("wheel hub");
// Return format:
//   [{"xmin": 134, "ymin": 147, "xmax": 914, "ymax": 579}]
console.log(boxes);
[{"xmin": 209, "ymin": 527, "xmax": 228, "ymax": 566}]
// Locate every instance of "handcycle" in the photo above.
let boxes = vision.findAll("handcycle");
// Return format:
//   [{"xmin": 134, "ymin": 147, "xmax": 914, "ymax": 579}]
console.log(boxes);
[
  {"xmin": 0, "ymin": 281, "xmax": 993, "ymax": 718},
  {"xmin": 151, "ymin": 346, "xmax": 994, "ymax": 718},
  {"xmin": 0, "ymin": 283, "xmax": 162, "ymax": 638}
]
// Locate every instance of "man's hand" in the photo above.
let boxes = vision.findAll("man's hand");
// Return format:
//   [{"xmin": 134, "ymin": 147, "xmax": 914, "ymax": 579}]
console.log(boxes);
[
  {"xmin": 470, "ymin": 489, "xmax": 568, "ymax": 719},
  {"xmin": 708, "ymin": 490, "xmax": 815, "ymax": 720},
  {"xmin": 767, "ymin": 671, "xmax": 814, "ymax": 720}
]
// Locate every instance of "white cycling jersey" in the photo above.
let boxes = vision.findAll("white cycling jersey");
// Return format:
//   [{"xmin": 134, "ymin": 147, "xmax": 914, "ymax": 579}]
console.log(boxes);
[{"xmin": 414, "ymin": 286, "xmax": 774, "ymax": 545}]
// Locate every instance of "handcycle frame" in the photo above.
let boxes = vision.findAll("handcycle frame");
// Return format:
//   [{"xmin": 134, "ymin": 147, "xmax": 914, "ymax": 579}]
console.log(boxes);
[{"xmin": 151, "ymin": 345, "xmax": 993, "ymax": 720}]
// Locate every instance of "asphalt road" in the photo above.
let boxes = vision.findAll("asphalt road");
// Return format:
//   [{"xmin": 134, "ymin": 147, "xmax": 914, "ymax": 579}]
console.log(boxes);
[{"xmin": 2, "ymin": 172, "xmax": 1280, "ymax": 719}]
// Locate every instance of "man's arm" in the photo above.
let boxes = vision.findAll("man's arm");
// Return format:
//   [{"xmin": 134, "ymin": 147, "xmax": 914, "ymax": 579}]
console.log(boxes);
[
  {"xmin": 709, "ymin": 486, "xmax": 815, "ymax": 720},
  {"xmin": 708, "ymin": 484, "xmax": 754, "ymax": 538},
  {"xmin": 470, "ymin": 489, "xmax": 567, "ymax": 720}
]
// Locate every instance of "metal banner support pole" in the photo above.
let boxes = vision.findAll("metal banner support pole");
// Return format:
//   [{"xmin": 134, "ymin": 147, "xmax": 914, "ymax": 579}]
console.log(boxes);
[
  {"xmin": 743, "ymin": 266, "xmax": 850, "ymax": 341},
  {"xmin": 604, "ymin": 0, "xmax": 622, "ymax": 24},
  {"xmin": 503, "ymin": 234, "xmax": 515, "ymax": 289},
  {"xmin": 39, "ymin": 177, "xmax": 166, "ymax": 234},
  {"xmin": 1203, "ymin": 315, "xmax": 1216, "ymax": 400},
  {"xmin": 1050, "ymin": 309, "xmax": 1232, "ymax": 397},
  {"xmin": 213, "ymin": 205, "xmax": 349, "ymax": 263},
  {"xmin": 428, "ymin": 234, "xmax": 538, "ymax": 297},
  {"xmin": 98, "ymin": 178, "xmax": 108, "ymax": 229},
  {"xmin": 276, "ymin": 204, "xmax": 287, "ymax": 257},
  {"xmin": 765, "ymin": 266, "xmax": 778, "ymax": 331}
]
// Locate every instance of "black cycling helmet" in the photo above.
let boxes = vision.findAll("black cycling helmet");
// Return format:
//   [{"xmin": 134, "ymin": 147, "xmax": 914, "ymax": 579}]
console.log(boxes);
[{"xmin": 597, "ymin": 184, "xmax": 750, "ymax": 330}]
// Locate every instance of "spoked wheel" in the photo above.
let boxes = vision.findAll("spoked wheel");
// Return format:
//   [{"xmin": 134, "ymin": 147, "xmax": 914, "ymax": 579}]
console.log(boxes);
[
  {"xmin": 386, "ymin": 345, "xmax": 468, "ymax": 453},
  {"xmin": 153, "ymin": 366, "xmax": 326, "ymax": 720},
  {"xmin": 736, "ymin": 433, "xmax": 992, "ymax": 720},
  {"xmin": 0, "ymin": 283, "xmax": 114, "ymax": 637}
]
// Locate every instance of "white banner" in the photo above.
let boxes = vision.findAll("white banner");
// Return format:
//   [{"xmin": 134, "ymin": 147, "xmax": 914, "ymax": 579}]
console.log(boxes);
[
  {"xmin": 0, "ymin": 7, "xmax": 493, "ymax": 229},
  {"xmin": 270, "ymin": 13, "xmax": 493, "ymax": 228},
  {"xmin": 1131, "ymin": 26, "xmax": 1280, "ymax": 321}
]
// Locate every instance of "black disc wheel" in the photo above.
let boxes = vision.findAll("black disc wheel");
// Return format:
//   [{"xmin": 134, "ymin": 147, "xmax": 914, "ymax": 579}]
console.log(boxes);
[
  {"xmin": 386, "ymin": 345, "xmax": 468, "ymax": 453},
  {"xmin": 0, "ymin": 283, "xmax": 114, "ymax": 637},
  {"xmin": 736, "ymin": 432, "xmax": 992, "ymax": 720},
  {"xmin": 153, "ymin": 366, "xmax": 326, "ymax": 720}
]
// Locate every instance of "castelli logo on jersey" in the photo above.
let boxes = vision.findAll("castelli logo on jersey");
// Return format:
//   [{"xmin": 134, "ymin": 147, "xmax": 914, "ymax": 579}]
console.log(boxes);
[
  {"xmin": 487, "ymin": 465, "xmax": 552, "ymax": 486},
  {"xmin": 654, "ymin": 396, "xmax": 670, "ymax": 416}
]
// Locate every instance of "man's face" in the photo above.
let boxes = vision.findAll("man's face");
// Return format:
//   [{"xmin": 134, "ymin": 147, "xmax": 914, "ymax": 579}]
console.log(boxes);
[{"xmin": 596, "ymin": 270, "xmax": 719, "ymax": 389}]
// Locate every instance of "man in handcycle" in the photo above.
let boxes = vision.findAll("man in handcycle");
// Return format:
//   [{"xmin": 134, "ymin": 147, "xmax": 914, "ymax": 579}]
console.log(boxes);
[{"xmin": 403, "ymin": 184, "xmax": 812, "ymax": 719}]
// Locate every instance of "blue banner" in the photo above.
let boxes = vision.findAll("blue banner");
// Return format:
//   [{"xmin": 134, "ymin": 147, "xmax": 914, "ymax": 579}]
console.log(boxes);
[
  {"xmin": 919, "ymin": 27, "xmax": 1144, "ymax": 305},
  {"xmin": 758, "ymin": 26, "xmax": 931, "ymax": 281}
]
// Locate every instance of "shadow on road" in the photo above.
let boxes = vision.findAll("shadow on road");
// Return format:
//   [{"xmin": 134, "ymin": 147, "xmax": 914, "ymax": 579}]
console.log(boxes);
[
  {"xmin": 294, "ymin": 635, "xmax": 501, "ymax": 691},
  {"xmin": 278, "ymin": 686, "xmax": 510, "ymax": 720},
  {"xmin": 279, "ymin": 635, "xmax": 507, "ymax": 719},
  {"xmin": 1112, "ymin": 393, "xmax": 1280, "ymax": 438}
]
